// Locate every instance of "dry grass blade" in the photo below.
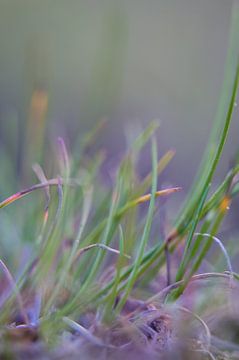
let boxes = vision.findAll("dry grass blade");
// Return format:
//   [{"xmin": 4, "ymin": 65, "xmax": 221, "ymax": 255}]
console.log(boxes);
[
  {"xmin": 194, "ymin": 233, "xmax": 233, "ymax": 277},
  {"xmin": 58, "ymin": 137, "xmax": 70, "ymax": 176},
  {"xmin": 147, "ymin": 272, "xmax": 233, "ymax": 304},
  {"xmin": 0, "ymin": 178, "xmax": 81, "ymax": 210},
  {"xmin": 117, "ymin": 186, "xmax": 182, "ymax": 217},
  {"xmin": 177, "ymin": 305, "xmax": 211, "ymax": 350},
  {"xmin": 32, "ymin": 164, "xmax": 50, "ymax": 209},
  {"xmin": 194, "ymin": 349, "xmax": 216, "ymax": 360},
  {"xmin": 33, "ymin": 164, "xmax": 51, "ymax": 237},
  {"xmin": 73, "ymin": 243, "xmax": 131, "ymax": 264},
  {"xmin": 134, "ymin": 187, "xmax": 182, "ymax": 205}
]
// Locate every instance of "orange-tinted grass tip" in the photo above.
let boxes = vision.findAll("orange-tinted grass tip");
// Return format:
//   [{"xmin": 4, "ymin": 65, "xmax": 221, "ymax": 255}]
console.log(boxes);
[
  {"xmin": 135, "ymin": 187, "xmax": 182, "ymax": 205},
  {"xmin": 219, "ymin": 195, "xmax": 231, "ymax": 213}
]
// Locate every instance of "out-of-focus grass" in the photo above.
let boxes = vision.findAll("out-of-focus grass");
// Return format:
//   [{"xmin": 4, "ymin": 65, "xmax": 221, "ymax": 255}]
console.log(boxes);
[{"xmin": 0, "ymin": 3, "xmax": 239, "ymax": 359}]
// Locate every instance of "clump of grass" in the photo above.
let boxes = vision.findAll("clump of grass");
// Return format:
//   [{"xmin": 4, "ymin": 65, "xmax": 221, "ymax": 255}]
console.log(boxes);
[
  {"xmin": 0, "ymin": 87, "xmax": 238, "ymax": 359},
  {"xmin": 0, "ymin": 5, "xmax": 239, "ymax": 360}
]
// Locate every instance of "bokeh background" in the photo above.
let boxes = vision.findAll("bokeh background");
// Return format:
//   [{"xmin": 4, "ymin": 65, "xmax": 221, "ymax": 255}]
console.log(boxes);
[{"xmin": 0, "ymin": 0, "xmax": 238, "ymax": 196}]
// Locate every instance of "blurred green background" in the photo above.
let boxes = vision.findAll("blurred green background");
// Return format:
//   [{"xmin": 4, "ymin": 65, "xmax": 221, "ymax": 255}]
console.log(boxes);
[{"xmin": 0, "ymin": 0, "xmax": 238, "ymax": 192}]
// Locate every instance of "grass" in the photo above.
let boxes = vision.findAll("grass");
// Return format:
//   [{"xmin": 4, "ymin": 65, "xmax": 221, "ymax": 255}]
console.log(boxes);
[{"xmin": 0, "ymin": 5, "xmax": 239, "ymax": 360}]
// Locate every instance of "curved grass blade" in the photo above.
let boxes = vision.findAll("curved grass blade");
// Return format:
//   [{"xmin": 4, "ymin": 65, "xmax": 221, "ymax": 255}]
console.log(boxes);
[
  {"xmin": 194, "ymin": 233, "xmax": 233, "ymax": 276},
  {"xmin": 175, "ymin": 184, "xmax": 211, "ymax": 282},
  {"xmin": 0, "ymin": 178, "xmax": 80, "ymax": 210}
]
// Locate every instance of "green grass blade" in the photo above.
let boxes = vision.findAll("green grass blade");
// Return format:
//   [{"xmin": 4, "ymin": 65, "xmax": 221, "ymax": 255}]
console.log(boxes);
[{"xmin": 114, "ymin": 137, "xmax": 158, "ymax": 313}]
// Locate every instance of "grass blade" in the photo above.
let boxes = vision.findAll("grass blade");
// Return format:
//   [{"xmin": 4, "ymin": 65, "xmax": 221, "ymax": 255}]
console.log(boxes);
[{"xmin": 115, "ymin": 137, "xmax": 158, "ymax": 313}]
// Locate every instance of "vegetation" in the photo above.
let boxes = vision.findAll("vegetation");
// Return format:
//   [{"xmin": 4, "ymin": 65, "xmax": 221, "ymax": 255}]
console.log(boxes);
[{"xmin": 0, "ymin": 4, "xmax": 239, "ymax": 360}]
